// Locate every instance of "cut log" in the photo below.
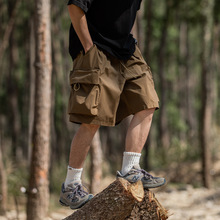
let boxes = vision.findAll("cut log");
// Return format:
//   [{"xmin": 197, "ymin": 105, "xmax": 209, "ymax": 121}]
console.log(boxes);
[
  {"xmin": 63, "ymin": 178, "xmax": 143, "ymax": 220},
  {"xmin": 125, "ymin": 189, "xmax": 169, "ymax": 220},
  {"xmin": 63, "ymin": 178, "xmax": 169, "ymax": 220}
]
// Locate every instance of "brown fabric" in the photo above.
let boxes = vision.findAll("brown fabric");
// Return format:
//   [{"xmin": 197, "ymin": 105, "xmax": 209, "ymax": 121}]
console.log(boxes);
[{"xmin": 68, "ymin": 44, "xmax": 159, "ymax": 126}]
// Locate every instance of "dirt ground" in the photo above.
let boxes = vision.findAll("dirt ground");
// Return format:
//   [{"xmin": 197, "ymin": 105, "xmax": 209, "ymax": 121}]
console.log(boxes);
[
  {"xmin": 1, "ymin": 159, "xmax": 220, "ymax": 220},
  {"xmin": 156, "ymin": 186, "xmax": 220, "ymax": 220}
]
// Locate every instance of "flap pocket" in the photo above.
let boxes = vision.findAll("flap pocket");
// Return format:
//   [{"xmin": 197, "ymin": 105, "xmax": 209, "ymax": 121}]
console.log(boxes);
[
  {"xmin": 69, "ymin": 69, "xmax": 100, "ymax": 85},
  {"xmin": 68, "ymin": 69, "xmax": 101, "ymax": 116}
]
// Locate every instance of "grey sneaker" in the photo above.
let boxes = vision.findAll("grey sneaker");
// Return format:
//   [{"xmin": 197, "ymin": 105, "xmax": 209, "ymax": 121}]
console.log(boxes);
[
  {"xmin": 116, "ymin": 165, "xmax": 166, "ymax": 189},
  {"xmin": 59, "ymin": 182, "xmax": 93, "ymax": 209}
]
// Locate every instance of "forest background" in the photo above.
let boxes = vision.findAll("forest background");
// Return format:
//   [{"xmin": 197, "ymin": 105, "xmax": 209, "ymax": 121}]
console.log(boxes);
[{"xmin": 0, "ymin": 0, "xmax": 220, "ymax": 219}]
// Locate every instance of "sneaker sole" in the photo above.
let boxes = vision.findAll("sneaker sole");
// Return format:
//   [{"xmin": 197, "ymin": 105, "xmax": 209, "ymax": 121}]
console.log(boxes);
[
  {"xmin": 143, "ymin": 179, "xmax": 166, "ymax": 189},
  {"xmin": 59, "ymin": 195, "xmax": 93, "ymax": 210},
  {"xmin": 59, "ymin": 199, "xmax": 69, "ymax": 207},
  {"xmin": 117, "ymin": 176, "xmax": 166, "ymax": 189}
]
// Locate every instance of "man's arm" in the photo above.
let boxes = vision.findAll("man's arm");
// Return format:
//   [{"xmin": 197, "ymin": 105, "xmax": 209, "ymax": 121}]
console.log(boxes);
[{"xmin": 68, "ymin": 4, "xmax": 93, "ymax": 53}]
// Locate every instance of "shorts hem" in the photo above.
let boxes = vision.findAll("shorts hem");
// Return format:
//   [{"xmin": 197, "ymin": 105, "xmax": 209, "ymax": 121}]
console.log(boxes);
[
  {"xmin": 116, "ymin": 102, "xmax": 159, "ymax": 124},
  {"xmin": 69, "ymin": 102, "xmax": 159, "ymax": 127},
  {"xmin": 69, "ymin": 114, "xmax": 116, "ymax": 127}
]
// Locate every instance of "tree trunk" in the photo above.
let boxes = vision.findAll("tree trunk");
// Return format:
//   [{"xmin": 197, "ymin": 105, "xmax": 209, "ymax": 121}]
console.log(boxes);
[
  {"xmin": 90, "ymin": 131, "xmax": 103, "ymax": 194},
  {"xmin": 183, "ymin": 24, "xmax": 197, "ymax": 143},
  {"xmin": 0, "ymin": 121, "xmax": 7, "ymax": 215},
  {"xmin": 144, "ymin": 0, "xmax": 153, "ymax": 62},
  {"xmin": 51, "ymin": 4, "xmax": 70, "ymax": 163},
  {"xmin": 26, "ymin": 0, "xmax": 52, "ymax": 219},
  {"xmin": 132, "ymin": 7, "xmax": 144, "ymax": 52},
  {"xmin": 143, "ymin": 0, "xmax": 153, "ymax": 170},
  {"xmin": 50, "ymin": 0, "xmax": 74, "ymax": 164},
  {"xmin": 63, "ymin": 179, "xmax": 168, "ymax": 220},
  {"xmin": 158, "ymin": 2, "xmax": 170, "ymax": 156},
  {"xmin": 28, "ymin": 19, "xmax": 35, "ymax": 165},
  {"xmin": 200, "ymin": 0, "xmax": 214, "ymax": 189},
  {"xmin": 120, "ymin": 116, "xmax": 132, "ymax": 164},
  {"xmin": 212, "ymin": 0, "xmax": 220, "ymax": 125},
  {"xmin": 178, "ymin": 22, "xmax": 192, "ymax": 142},
  {"xmin": 0, "ymin": 0, "xmax": 20, "ymax": 64},
  {"xmin": 7, "ymin": 0, "xmax": 22, "ymax": 162}
]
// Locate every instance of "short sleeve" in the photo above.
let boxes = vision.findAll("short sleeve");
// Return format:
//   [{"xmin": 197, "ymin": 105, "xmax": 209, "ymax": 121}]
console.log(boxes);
[{"xmin": 67, "ymin": 0, "xmax": 94, "ymax": 13}]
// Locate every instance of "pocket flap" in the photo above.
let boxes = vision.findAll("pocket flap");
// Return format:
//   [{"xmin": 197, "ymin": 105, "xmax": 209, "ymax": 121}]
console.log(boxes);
[{"xmin": 70, "ymin": 69, "xmax": 100, "ymax": 85}]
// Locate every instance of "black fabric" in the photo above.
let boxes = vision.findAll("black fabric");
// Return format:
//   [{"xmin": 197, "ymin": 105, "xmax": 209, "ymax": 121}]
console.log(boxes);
[{"xmin": 67, "ymin": 0, "xmax": 142, "ymax": 60}]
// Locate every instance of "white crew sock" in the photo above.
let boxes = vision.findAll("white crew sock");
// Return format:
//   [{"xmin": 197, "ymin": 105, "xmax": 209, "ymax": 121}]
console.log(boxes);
[
  {"xmin": 64, "ymin": 166, "xmax": 83, "ymax": 188},
  {"xmin": 121, "ymin": 152, "xmax": 141, "ymax": 175}
]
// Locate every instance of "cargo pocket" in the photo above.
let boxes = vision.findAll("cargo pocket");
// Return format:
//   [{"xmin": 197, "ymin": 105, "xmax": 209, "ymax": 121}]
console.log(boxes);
[{"xmin": 68, "ymin": 69, "xmax": 101, "ymax": 116}]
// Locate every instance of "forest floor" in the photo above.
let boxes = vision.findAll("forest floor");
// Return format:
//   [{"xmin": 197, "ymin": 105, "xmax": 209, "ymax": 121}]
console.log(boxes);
[
  {"xmin": 1, "ymin": 182, "xmax": 220, "ymax": 220},
  {"xmin": 1, "ymin": 160, "xmax": 220, "ymax": 220},
  {"xmin": 49, "ymin": 183, "xmax": 220, "ymax": 220}
]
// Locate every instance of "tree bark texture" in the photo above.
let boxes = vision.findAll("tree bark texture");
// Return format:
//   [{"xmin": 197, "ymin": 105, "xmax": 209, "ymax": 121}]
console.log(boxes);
[
  {"xmin": 26, "ymin": 0, "xmax": 52, "ymax": 219},
  {"xmin": 144, "ymin": 0, "xmax": 153, "ymax": 62},
  {"xmin": 0, "ymin": 129, "xmax": 7, "ymax": 215},
  {"xmin": 178, "ymin": 22, "xmax": 196, "ymax": 143},
  {"xmin": 63, "ymin": 179, "xmax": 168, "ymax": 220},
  {"xmin": 212, "ymin": 0, "xmax": 220, "ymax": 125},
  {"xmin": 158, "ymin": 1, "xmax": 170, "ymax": 157},
  {"xmin": 7, "ymin": 0, "xmax": 22, "ymax": 161},
  {"xmin": 200, "ymin": 0, "xmax": 214, "ymax": 189},
  {"xmin": 0, "ymin": 0, "xmax": 21, "ymax": 64},
  {"xmin": 28, "ymin": 19, "xmax": 35, "ymax": 165},
  {"xmin": 180, "ymin": 22, "xmax": 196, "ymax": 143},
  {"xmin": 143, "ymin": 0, "xmax": 153, "ymax": 171},
  {"xmin": 51, "ymin": 1, "xmax": 71, "ymax": 163}
]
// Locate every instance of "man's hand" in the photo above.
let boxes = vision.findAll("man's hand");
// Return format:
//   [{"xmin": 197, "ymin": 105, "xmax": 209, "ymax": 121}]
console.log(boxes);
[
  {"xmin": 84, "ymin": 43, "xmax": 94, "ymax": 54},
  {"xmin": 68, "ymin": 4, "xmax": 93, "ymax": 53}
]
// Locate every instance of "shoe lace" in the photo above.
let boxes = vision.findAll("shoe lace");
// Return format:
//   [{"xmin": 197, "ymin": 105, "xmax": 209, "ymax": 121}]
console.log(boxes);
[
  {"xmin": 138, "ymin": 169, "xmax": 154, "ymax": 179},
  {"xmin": 70, "ymin": 184, "xmax": 88, "ymax": 199}
]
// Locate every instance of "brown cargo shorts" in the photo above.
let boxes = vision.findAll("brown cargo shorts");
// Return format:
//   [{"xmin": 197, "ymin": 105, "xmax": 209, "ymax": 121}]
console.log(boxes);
[{"xmin": 68, "ymin": 44, "xmax": 159, "ymax": 126}]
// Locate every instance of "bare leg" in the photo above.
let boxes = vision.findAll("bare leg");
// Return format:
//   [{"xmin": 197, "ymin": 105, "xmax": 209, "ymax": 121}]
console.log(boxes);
[
  {"xmin": 69, "ymin": 123, "xmax": 100, "ymax": 168},
  {"xmin": 125, "ymin": 108, "xmax": 155, "ymax": 153}
]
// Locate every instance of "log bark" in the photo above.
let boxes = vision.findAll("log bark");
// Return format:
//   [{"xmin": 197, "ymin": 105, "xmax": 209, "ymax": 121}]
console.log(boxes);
[{"xmin": 63, "ymin": 179, "xmax": 168, "ymax": 220}]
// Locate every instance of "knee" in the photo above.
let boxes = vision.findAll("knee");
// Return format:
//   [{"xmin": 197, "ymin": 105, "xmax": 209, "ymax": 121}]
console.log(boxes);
[
  {"xmin": 81, "ymin": 123, "xmax": 100, "ymax": 133},
  {"xmin": 135, "ymin": 108, "xmax": 155, "ymax": 121}
]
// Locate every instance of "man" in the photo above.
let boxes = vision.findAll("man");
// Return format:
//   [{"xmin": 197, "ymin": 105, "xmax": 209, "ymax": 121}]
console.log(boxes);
[{"xmin": 59, "ymin": 0, "xmax": 166, "ymax": 210}]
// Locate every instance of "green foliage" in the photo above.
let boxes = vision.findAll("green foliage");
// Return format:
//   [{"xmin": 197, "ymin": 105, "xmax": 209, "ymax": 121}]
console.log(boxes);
[
  {"xmin": 50, "ymin": 160, "xmax": 67, "ymax": 194},
  {"xmin": 7, "ymin": 162, "xmax": 29, "ymax": 197},
  {"xmin": 167, "ymin": 103, "xmax": 188, "ymax": 133}
]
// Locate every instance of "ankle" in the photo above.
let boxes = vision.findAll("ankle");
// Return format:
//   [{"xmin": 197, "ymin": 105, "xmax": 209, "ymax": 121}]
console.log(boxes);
[
  {"xmin": 121, "ymin": 152, "xmax": 141, "ymax": 175},
  {"xmin": 64, "ymin": 166, "xmax": 83, "ymax": 188}
]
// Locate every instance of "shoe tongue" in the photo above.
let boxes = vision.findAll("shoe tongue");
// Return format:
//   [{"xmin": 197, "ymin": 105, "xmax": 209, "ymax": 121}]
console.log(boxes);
[
  {"xmin": 67, "ymin": 180, "xmax": 82, "ymax": 189},
  {"xmin": 132, "ymin": 164, "xmax": 141, "ymax": 170}
]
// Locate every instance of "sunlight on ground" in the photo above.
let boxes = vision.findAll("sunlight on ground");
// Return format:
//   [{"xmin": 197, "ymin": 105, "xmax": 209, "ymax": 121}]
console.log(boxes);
[{"xmin": 157, "ymin": 186, "xmax": 220, "ymax": 220}]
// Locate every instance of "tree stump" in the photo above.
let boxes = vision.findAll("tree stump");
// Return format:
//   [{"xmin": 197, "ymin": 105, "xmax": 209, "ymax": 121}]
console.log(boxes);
[{"xmin": 63, "ymin": 178, "xmax": 168, "ymax": 220}]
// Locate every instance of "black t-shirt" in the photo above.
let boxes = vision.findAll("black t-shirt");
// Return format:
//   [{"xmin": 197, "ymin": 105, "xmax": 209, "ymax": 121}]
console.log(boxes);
[{"xmin": 67, "ymin": 0, "xmax": 142, "ymax": 60}]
